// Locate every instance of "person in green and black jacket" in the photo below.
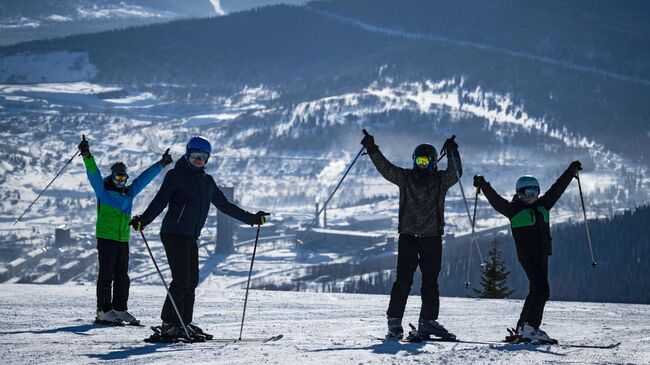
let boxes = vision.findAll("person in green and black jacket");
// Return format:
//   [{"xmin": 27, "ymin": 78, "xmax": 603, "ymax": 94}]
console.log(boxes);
[
  {"xmin": 473, "ymin": 160, "xmax": 582, "ymax": 342},
  {"xmin": 361, "ymin": 130, "xmax": 460, "ymax": 341},
  {"xmin": 79, "ymin": 136, "xmax": 172, "ymax": 325}
]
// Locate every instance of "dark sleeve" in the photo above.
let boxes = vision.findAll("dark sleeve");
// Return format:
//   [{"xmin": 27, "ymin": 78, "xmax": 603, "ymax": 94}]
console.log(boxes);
[
  {"xmin": 479, "ymin": 180, "xmax": 512, "ymax": 218},
  {"xmin": 441, "ymin": 148, "xmax": 461, "ymax": 189},
  {"xmin": 139, "ymin": 170, "xmax": 177, "ymax": 225},
  {"xmin": 368, "ymin": 148, "xmax": 407, "ymax": 185},
  {"xmin": 211, "ymin": 180, "xmax": 256, "ymax": 225},
  {"xmin": 541, "ymin": 165, "xmax": 576, "ymax": 210}
]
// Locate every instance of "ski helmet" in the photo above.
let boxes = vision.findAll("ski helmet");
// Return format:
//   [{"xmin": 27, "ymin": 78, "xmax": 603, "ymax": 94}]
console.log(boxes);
[
  {"xmin": 412, "ymin": 143, "xmax": 438, "ymax": 170},
  {"xmin": 186, "ymin": 136, "xmax": 212, "ymax": 154},
  {"xmin": 110, "ymin": 162, "xmax": 128, "ymax": 188},
  {"xmin": 515, "ymin": 175, "xmax": 540, "ymax": 199}
]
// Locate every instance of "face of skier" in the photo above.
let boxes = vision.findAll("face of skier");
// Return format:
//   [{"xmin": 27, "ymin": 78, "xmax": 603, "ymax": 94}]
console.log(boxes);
[
  {"xmin": 414, "ymin": 155, "xmax": 431, "ymax": 170},
  {"xmin": 517, "ymin": 186, "xmax": 540, "ymax": 204},
  {"xmin": 188, "ymin": 150, "xmax": 209, "ymax": 168}
]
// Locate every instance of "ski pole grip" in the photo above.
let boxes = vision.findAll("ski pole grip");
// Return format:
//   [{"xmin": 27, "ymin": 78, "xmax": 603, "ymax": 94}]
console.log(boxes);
[{"xmin": 362, "ymin": 129, "xmax": 370, "ymax": 136}]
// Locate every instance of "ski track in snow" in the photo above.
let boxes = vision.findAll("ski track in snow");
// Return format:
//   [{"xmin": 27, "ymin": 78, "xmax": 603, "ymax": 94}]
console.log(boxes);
[
  {"xmin": 306, "ymin": 6, "xmax": 650, "ymax": 88},
  {"xmin": 0, "ymin": 284, "xmax": 648, "ymax": 364}
]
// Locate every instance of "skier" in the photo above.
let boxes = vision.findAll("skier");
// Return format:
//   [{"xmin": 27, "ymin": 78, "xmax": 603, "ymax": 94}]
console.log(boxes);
[
  {"xmin": 129, "ymin": 136, "xmax": 270, "ymax": 341},
  {"xmin": 472, "ymin": 160, "xmax": 582, "ymax": 342},
  {"xmin": 78, "ymin": 136, "xmax": 171, "ymax": 325},
  {"xmin": 361, "ymin": 130, "xmax": 461, "ymax": 341}
]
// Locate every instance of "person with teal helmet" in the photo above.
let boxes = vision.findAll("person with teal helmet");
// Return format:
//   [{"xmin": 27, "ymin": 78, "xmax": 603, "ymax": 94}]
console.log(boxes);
[{"xmin": 473, "ymin": 160, "xmax": 582, "ymax": 343}]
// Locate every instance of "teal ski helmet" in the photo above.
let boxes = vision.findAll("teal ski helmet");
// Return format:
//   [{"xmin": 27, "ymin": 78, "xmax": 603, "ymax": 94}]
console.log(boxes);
[{"xmin": 516, "ymin": 175, "xmax": 540, "ymax": 199}]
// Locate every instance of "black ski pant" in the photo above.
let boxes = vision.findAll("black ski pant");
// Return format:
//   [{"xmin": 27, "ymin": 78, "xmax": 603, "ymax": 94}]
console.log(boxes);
[
  {"xmin": 160, "ymin": 233, "xmax": 199, "ymax": 326},
  {"xmin": 517, "ymin": 254, "xmax": 550, "ymax": 329},
  {"xmin": 96, "ymin": 238, "xmax": 130, "ymax": 312},
  {"xmin": 387, "ymin": 234, "xmax": 442, "ymax": 320}
]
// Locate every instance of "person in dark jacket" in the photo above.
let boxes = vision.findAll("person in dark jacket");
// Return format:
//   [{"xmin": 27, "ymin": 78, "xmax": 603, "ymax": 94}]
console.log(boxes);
[
  {"xmin": 79, "ymin": 136, "xmax": 171, "ymax": 325},
  {"xmin": 473, "ymin": 160, "xmax": 582, "ymax": 342},
  {"xmin": 130, "ymin": 136, "xmax": 269, "ymax": 340},
  {"xmin": 361, "ymin": 130, "xmax": 461, "ymax": 340}
]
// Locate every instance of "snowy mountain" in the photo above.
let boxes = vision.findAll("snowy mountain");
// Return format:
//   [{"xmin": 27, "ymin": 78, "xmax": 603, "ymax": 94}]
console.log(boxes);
[
  {"xmin": 1, "ymin": 283, "xmax": 648, "ymax": 364},
  {"xmin": 0, "ymin": 0, "xmax": 648, "ymax": 306}
]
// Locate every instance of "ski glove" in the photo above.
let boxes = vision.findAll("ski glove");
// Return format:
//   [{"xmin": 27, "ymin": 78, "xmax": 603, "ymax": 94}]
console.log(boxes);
[
  {"xmin": 361, "ymin": 132, "xmax": 379, "ymax": 154},
  {"xmin": 252, "ymin": 211, "xmax": 271, "ymax": 226},
  {"xmin": 570, "ymin": 160, "xmax": 583, "ymax": 175},
  {"xmin": 78, "ymin": 135, "xmax": 90, "ymax": 157},
  {"xmin": 160, "ymin": 148, "xmax": 173, "ymax": 167},
  {"xmin": 442, "ymin": 137, "xmax": 458, "ymax": 153},
  {"xmin": 473, "ymin": 175, "xmax": 487, "ymax": 188},
  {"xmin": 129, "ymin": 215, "xmax": 146, "ymax": 231}
]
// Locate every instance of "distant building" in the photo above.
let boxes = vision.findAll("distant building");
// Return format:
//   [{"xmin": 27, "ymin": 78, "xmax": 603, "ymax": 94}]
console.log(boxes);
[
  {"xmin": 296, "ymin": 228, "xmax": 385, "ymax": 252},
  {"xmin": 345, "ymin": 215, "xmax": 393, "ymax": 231}
]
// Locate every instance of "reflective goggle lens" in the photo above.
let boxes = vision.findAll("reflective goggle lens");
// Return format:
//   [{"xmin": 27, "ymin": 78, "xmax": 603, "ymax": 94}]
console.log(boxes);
[
  {"xmin": 415, "ymin": 156, "xmax": 431, "ymax": 166},
  {"xmin": 518, "ymin": 186, "xmax": 540, "ymax": 198},
  {"xmin": 189, "ymin": 151, "xmax": 210, "ymax": 162},
  {"xmin": 113, "ymin": 174, "xmax": 128, "ymax": 182}
]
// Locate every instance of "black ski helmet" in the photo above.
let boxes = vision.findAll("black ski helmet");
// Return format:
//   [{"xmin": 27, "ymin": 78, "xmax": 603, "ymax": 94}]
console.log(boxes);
[
  {"xmin": 110, "ymin": 162, "xmax": 128, "ymax": 188},
  {"xmin": 412, "ymin": 143, "xmax": 438, "ymax": 170}
]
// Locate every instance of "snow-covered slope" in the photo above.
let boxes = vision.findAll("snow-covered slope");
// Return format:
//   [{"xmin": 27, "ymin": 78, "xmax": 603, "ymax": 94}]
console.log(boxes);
[{"xmin": 0, "ymin": 283, "xmax": 648, "ymax": 364}]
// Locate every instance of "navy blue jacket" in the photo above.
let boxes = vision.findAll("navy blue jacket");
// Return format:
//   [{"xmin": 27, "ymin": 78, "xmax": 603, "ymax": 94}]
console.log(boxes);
[{"xmin": 139, "ymin": 157, "xmax": 256, "ymax": 239}]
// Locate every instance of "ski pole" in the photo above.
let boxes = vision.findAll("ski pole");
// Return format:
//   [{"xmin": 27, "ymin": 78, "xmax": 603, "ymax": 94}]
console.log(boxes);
[
  {"xmin": 14, "ymin": 145, "xmax": 82, "ymax": 226},
  {"xmin": 447, "ymin": 136, "xmax": 486, "ymax": 276},
  {"xmin": 296, "ymin": 131, "xmax": 367, "ymax": 245},
  {"xmin": 465, "ymin": 187, "xmax": 480, "ymax": 288},
  {"xmin": 575, "ymin": 171, "xmax": 596, "ymax": 268},
  {"xmin": 239, "ymin": 224, "xmax": 261, "ymax": 340},
  {"xmin": 139, "ymin": 230, "xmax": 192, "ymax": 339}
]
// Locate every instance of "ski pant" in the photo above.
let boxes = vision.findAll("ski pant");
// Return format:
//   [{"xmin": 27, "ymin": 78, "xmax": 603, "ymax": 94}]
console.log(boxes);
[
  {"xmin": 387, "ymin": 234, "xmax": 442, "ymax": 320},
  {"xmin": 517, "ymin": 254, "xmax": 550, "ymax": 329},
  {"xmin": 96, "ymin": 238, "xmax": 130, "ymax": 312},
  {"xmin": 160, "ymin": 233, "xmax": 199, "ymax": 326}
]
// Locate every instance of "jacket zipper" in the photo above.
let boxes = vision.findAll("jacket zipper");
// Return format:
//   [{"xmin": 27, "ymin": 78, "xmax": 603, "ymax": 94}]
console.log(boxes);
[{"xmin": 177, "ymin": 204, "xmax": 186, "ymax": 224}]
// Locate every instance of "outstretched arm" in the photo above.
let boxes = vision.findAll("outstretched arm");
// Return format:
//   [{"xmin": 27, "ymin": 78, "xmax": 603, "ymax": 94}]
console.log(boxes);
[
  {"xmin": 441, "ymin": 147, "xmax": 461, "ymax": 189},
  {"xmin": 474, "ymin": 175, "xmax": 512, "ymax": 218},
  {"xmin": 211, "ymin": 181, "xmax": 256, "ymax": 225},
  {"xmin": 541, "ymin": 161, "xmax": 582, "ymax": 210},
  {"xmin": 128, "ymin": 161, "xmax": 164, "ymax": 197},
  {"xmin": 82, "ymin": 155, "xmax": 105, "ymax": 196},
  {"xmin": 368, "ymin": 148, "xmax": 407, "ymax": 186}
]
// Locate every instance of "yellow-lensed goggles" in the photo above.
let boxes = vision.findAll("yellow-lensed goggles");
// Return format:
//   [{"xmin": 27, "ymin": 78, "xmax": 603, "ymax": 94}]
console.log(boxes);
[
  {"xmin": 113, "ymin": 174, "xmax": 128, "ymax": 182},
  {"xmin": 414, "ymin": 156, "xmax": 431, "ymax": 166}
]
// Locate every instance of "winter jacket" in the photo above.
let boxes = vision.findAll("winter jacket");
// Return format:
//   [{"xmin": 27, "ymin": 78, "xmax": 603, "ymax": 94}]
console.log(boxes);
[
  {"xmin": 367, "ymin": 147, "xmax": 460, "ymax": 237},
  {"xmin": 477, "ymin": 166, "xmax": 575, "ymax": 258},
  {"xmin": 139, "ymin": 157, "xmax": 256, "ymax": 239},
  {"xmin": 83, "ymin": 155, "xmax": 164, "ymax": 242}
]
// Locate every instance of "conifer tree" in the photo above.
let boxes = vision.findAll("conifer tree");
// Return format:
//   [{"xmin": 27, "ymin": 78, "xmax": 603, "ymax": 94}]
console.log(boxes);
[{"xmin": 474, "ymin": 239, "xmax": 515, "ymax": 298}]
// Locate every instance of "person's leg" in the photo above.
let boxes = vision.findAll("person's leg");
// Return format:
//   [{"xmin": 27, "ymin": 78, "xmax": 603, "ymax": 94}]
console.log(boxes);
[
  {"xmin": 183, "ymin": 239, "xmax": 199, "ymax": 325},
  {"xmin": 386, "ymin": 234, "xmax": 420, "ymax": 319},
  {"xmin": 517, "ymin": 255, "xmax": 550, "ymax": 329},
  {"xmin": 160, "ymin": 233, "xmax": 191, "ymax": 325},
  {"xmin": 418, "ymin": 236, "xmax": 442, "ymax": 320},
  {"xmin": 112, "ymin": 242, "xmax": 130, "ymax": 311},
  {"xmin": 96, "ymin": 238, "xmax": 118, "ymax": 313}
]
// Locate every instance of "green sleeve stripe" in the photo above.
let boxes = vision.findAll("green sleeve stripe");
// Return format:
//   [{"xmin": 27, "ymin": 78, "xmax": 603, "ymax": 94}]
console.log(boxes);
[{"xmin": 84, "ymin": 155, "xmax": 98, "ymax": 174}]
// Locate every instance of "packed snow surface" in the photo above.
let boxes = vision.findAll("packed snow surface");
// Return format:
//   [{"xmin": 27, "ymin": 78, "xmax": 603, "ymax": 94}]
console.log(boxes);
[{"xmin": 0, "ymin": 284, "xmax": 648, "ymax": 364}]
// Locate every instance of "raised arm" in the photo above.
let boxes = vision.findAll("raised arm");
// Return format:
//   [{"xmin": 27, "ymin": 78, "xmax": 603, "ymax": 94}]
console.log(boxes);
[
  {"xmin": 361, "ymin": 130, "xmax": 406, "ymax": 185},
  {"xmin": 440, "ymin": 138, "xmax": 461, "ymax": 189},
  {"xmin": 474, "ymin": 175, "xmax": 512, "ymax": 218},
  {"xmin": 79, "ymin": 136, "xmax": 105, "ymax": 196},
  {"xmin": 541, "ymin": 161, "xmax": 582, "ymax": 210}
]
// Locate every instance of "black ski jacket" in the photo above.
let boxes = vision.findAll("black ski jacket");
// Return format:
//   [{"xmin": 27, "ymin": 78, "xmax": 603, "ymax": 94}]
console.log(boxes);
[
  {"xmin": 139, "ymin": 157, "xmax": 256, "ymax": 239},
  {"xmin": 368, "ymin": 147, "xmax": 460, "ymax": 237},
  {"xmin": 477, "ymin": 166, "xmax": 575, "ymax": 259}
]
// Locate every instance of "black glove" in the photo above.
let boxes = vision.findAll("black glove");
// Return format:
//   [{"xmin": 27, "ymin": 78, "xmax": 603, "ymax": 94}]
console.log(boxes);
[
  {"xmin": 161, "ymin": 148, "xmax": 173, "ymax": 167},
  {"xmin": 78, "ymin": 135, "xmax": 90, "ymax": 157},
  {"xmin": 570, "ymin": 160, "xmax": 583, "ymax": 175},
  {"xmin": 361, "ymin": 129, "xmax": 378, "ymax": 154},
  {"xmin": 473, "ymin": 175, "xmax": 487, "ymax": 188},
  {"xmin": 129, "ymin": 215, "xmax": 146, "ymax": 231},
  {"xmin": 442, "ymin": 137, "xmax": 458, "ymax": 153},
  {"xmin": 252, "ymin": 211, "xmax": 270, "ymax": 226}
]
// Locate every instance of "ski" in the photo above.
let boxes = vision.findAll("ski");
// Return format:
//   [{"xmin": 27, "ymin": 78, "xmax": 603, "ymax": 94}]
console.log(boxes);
[
  {"xmin": 372, "ymin": 336, "xmax": 620, "ymax": 349},
  {"xmin": 210, "ymin": 335, "xmax": 284, "ymax": 343}
]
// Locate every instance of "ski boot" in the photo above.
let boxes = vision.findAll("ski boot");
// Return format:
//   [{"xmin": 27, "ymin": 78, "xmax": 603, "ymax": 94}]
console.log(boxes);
[
  {"xmin": 114, "ymin": 310, "xmax": 141, "ymax": 326},
  {"xmin": 95, "ymin": 309, "xmax": 123, "ymax": 326},
  {"xmin": 188, "ymin": 323, "xmax": 213, "ymax": 340},
  {"xmin": 385, "ymin": 317, "xmax": 404, "ymax": 340},
  {"xmin": 518, "ymin": 323, "xmax": 556, "ymax": 344},
  {"xmin": 415, "ymin": 318, "xmax": 457, "ymax": 341}
]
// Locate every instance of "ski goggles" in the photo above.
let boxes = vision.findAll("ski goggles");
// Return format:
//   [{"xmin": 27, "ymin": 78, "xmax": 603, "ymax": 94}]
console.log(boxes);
[
  {"xmin": 517, "ymin": 186, "xmax": 540, "ymax": 199},
  {"xmin": 189, "ymin": 151, "xmax": 210, "ymax": 162},
  {"xmin": 414, "ymin": 156, "xmax": 431, "ymax": 167},
  {"xmin": 112, "ymin": 173, "xmax": 128, "ymax": 182}
]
